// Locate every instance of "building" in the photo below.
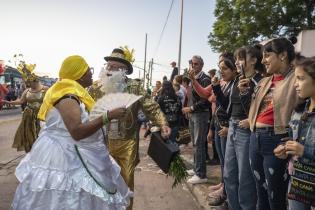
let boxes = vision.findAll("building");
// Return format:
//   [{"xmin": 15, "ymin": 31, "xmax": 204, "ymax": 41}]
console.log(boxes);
[{"xmin": 295, "ymin": 30, "xmax": 315, "ymax": 57}]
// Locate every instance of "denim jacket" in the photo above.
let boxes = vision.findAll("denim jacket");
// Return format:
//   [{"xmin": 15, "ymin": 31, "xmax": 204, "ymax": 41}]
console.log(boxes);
[{"xmin": 289, "ymin": 100, "xmax": 315, "ymax": 166}]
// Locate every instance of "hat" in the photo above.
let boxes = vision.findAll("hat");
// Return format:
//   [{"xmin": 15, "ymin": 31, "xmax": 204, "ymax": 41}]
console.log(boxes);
[
  {"xmin": 104, "ymin": 48, "xmax": 133, "ymax": 75},
  {"xmin": 16, "ymin": 62, "xmax": 39, "ymax": 82},
  {"xmin": 59, "ymin": 55, "xmax": 89, "ymax": 81}
]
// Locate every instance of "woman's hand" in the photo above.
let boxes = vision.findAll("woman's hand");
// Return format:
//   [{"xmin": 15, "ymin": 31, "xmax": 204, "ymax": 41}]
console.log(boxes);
[
  {"xmin": 239, "ymin": 119, "xmax": 249, "ymax": 129},
  {"xmin": 238, "ymin": 78, "xmax": 250, "ymax": 93},
  {"xmin": 161, "ymin": 125, "xmax": 171, "ymax": 139},
  {"xmin": 182, "ymin": 107, "xmax": 192, "ymax": 114},
  {"xmin": 285, "ymin": 141, "xmax": 304, "ymax": 157},
  {"xmin": 108, "ymin": 107, "xmax": 127, "ymax": 120},
  {"xmin": 211, "ymin": 76, "xmax": 220, "ymax": 86},
  {"xmin": 273, "ymin": 144, "xmax": 288, "ymax": 159},
  {"xmin": 207, "ymin": 128, "xmax": 214, "ymax": 143},
  {"xmin": 218, "ymin": 126, "xmax": 228, "ymax": 138}
]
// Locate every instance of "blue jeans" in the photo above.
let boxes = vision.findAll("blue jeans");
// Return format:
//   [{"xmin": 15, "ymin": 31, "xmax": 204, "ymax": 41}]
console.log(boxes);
[
  {"xmin": 169, "ymin": 126, "xmax": 179, "ymax": 144},
  {"xmin": 289, "ymin": 199, "xmax": 312, "ymax": 210},
  {"xmin": 249, "ymin": 128, "xmax": 289, "ymax": 210},
  {"xmin": 215, "ymin": 124, "xmax": 227, "ymax": 182},
  {"xmin": 190, "ymin": 112, "xmax": 210, "ymax": 178},
  {"xmin": 223, "ymin": 119, "xmax": 257, "ymax": 210}
]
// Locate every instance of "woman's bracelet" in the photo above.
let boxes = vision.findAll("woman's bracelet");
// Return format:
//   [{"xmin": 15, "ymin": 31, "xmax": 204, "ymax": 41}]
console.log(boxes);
[{"xmin": 102, "ymin": 111, "xmax": 109, "ymax": 125}]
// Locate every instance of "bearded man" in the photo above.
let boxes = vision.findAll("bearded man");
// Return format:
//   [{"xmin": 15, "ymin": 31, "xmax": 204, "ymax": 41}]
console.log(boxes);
[{"xmin": 89, "ymin": 48, "xmax": 171, "ymax": 210}]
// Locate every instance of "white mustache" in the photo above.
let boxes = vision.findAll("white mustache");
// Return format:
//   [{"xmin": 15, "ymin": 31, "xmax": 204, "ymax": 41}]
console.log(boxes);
[{"xmin": 99, "ymin": 68, "xmax": 127, "ymax": 93}]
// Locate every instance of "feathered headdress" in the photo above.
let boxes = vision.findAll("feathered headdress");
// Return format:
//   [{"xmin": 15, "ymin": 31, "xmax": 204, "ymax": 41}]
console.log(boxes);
[
  {"xmin": 16, "ymin": 62, "xmax": 39, "ymax": 82},
  {"xmin": 120, "ymin": 45, "xmax": 135, "ymax": 64}
]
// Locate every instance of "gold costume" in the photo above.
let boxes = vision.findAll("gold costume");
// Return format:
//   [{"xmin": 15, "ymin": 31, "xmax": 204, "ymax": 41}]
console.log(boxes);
[
  {"xmin": 13, "ymin": 88, "xmax": 46, "ymax": 152},
  {"xmin": 90, "ymin": 79, "xmax": 167, "ymax": 210}
]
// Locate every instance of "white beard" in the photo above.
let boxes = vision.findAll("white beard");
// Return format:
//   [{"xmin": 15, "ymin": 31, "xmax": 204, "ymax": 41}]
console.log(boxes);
[{"xmin": 98, "ymin": 67, "xmax": 127, "ymax": 94}]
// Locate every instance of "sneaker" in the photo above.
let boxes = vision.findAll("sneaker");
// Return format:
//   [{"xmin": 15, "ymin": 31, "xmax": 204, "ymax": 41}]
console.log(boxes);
[
  {"xmin": 208, "ymin": 195, "xmax": 227, "ymax": 207},
  {"xmin": 186, "ymin": 169, "xmax": 195, "ymax": 176},
  {"xmin": 187, "ymin": 175, "xmax": 208, "ymax": 184},
  {"xmin": 208, "ymin": 186, "xmax": 224, "ymax": 197},
  {"xmin": 208, "ymin": 183, "xmax": 223, "ymax": 191}
]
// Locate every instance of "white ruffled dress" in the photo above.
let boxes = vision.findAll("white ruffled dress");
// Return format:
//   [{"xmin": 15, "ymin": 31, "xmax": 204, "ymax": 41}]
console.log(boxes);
[{"xmin": 12, "ymin": 103, "xmax": 132, "ymax": 210}]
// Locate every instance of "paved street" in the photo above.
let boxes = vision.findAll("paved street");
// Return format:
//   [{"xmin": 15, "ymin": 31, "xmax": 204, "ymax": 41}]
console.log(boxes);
[
  {"xmin": 0, "ymin": 109, "xmax": 24, "ymax": 165},
  {"xmin": 0, "ymin": 110, "xmax": 24, "ymax": 210},
  {"xmin": 0, "ymin": 112, "xmax": 201, "ymax": 210},
  {"xmin": 134, "ymin": 136, "xmax": 200, "ymax": 210}
]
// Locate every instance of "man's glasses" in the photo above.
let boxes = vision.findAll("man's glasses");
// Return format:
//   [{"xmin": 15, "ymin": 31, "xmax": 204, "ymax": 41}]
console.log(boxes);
[
  {"xmin": 105, "ymin": 62, "xmax": 128, "ymax": 72},
  {"xmin": 89, "ymin": 67, "xmax": 94, "ymax": 75}
]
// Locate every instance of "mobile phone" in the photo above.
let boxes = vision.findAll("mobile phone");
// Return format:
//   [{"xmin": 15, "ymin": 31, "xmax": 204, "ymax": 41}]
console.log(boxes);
[
  {"xmin": 189, "ymin": 60, "xmax": 193, "ymax": 70},
  {"xmin": 279, "ymin": 137, "xmax": 291, "ymax": 145},
  {"xmin": 240, "ymin": 64, "xmax": 245, "ymax": 77}
]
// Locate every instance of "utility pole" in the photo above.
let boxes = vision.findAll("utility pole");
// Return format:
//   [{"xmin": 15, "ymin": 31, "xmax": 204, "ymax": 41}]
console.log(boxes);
[
  {"xmin": 178, "ymin": 0, "xmax": 184, "ymax": 75},
  {"xmin": 143, "ymin": 33, "xmax": 148, "ymax": 87},
  {"xmin": 146, "ymin": 60, "xmax": 151, "ymax": 90},
  {"xmin": 150, "ymin": 58, "xmax": 153, "ymax": 86}
]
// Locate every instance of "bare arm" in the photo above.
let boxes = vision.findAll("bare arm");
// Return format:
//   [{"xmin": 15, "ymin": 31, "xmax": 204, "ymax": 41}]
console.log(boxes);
[
  {"xmin": 55, "ymin": 98, "xmax": 126, "ymax": 141},
  {"xmin": 55, "ymin": 98, "xmax": 103, "ymax": 140},
  {"xmin": 192, "ymin": 80, "xmax": 212, "ymax": 99},
  {"xmin": 5, "ymin": 89, "xmax": 28, "ymax": 105}
]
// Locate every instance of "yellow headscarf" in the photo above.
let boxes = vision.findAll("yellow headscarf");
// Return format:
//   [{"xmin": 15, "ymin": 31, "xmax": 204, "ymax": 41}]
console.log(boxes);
[{"xmin": 38, "ymin": 55, "xmax": 95, "ymax": 121}]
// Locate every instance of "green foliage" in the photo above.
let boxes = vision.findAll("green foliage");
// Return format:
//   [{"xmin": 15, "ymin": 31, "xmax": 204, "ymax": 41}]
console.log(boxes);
[
  {"xmin": 209, "ymin": 0, "xmax": 315, "ymax": 52},
  {"xmin": 168, "ymin": 154, "xmax": 188, "ymax": 188}
]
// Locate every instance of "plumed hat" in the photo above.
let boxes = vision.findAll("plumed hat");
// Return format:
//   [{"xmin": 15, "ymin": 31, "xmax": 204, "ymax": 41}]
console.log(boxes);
[
  {"xmin": 104, "ymin": 48, "xmax": 133, "ymax": 75},
  {"xmin": 17, "ymin": 62, "xmax": 39, "ymax": 82}
]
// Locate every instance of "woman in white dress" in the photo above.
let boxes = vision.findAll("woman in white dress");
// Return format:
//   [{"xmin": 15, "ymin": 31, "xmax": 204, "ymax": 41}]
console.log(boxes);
[{"xmin": 12, "ymin": 55, "xmax": 132, "ymax": 210}]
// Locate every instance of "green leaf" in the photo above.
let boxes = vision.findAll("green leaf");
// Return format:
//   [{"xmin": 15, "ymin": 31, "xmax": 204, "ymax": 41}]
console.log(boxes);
[{"xmin": 167, "ymin": 154, "xmax": 188, "ymax": 188}]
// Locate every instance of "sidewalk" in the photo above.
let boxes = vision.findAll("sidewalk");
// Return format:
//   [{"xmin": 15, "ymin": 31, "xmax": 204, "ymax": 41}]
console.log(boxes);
[{"xmin": 179, "ymin": 142, "xmax": 228, "ymax": 210}]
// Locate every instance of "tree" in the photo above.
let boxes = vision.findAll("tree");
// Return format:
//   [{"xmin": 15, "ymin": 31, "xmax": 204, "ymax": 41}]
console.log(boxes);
[{"xmin": 208, "ymin": 0, "xmax": 315, "ymax": 53}]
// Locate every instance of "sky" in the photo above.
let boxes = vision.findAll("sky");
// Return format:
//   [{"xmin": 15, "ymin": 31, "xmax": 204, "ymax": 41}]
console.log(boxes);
[{"xmin": 0, "ymin": 0, "xmax": 219, "ymax": 86}]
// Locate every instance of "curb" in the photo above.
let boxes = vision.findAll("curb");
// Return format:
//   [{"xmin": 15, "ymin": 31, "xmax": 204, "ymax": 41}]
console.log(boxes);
[
  {"xmin": 185, "ymin": 182, "xmax": 211, "ymax": 210},
  {"xmin": 181, "ymin": 154, "xmax": 211, "ymax": 210},
  {"xmin": 180, "ymin": 154, "xmax": 228, "ymax": 210}
]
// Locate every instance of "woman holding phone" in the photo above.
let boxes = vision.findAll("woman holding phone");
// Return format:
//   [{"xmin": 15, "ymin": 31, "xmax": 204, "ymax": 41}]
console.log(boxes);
[{"xmin": 212, "ymin": 44, "xmax": 263, "ymax": 210}]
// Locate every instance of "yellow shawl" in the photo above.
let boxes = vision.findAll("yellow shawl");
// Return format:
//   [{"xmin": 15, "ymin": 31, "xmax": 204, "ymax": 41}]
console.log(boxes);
[
  {"xmin": 38, "ymin": 79, "xmax": 95, "ymax": 120},
  {"xmin": 38, "ymin": 55, "xmax": 95, "ymax": 121}
]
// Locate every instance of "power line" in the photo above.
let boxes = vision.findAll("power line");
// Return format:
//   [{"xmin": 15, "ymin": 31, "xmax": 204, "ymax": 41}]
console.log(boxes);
[{"xmin": 153, "ymin": 0, "xmax": 175, "ymax": 58}]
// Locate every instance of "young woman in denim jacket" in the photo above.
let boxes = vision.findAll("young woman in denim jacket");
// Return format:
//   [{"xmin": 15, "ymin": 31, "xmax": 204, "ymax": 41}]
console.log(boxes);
[
  {"xmin": 274, "ymin": 55, "xmax": 315, "ymax": 210},
  {"xmin": 212, "ymin": 45, "xmax": 264, "ymax": 210},
  {"xmin": 248, "ymin": 38, "xmax": 300, "ymax": 210}
]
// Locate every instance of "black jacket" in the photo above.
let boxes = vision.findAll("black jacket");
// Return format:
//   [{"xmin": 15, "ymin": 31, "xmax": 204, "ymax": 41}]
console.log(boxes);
[
  {"xmin": 157, "ymin": 95, "xmax": 182, "ymax": 127},
  {"xmin": 212, "ymin": 73, "xmax": 263, "ymax": 117}
]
